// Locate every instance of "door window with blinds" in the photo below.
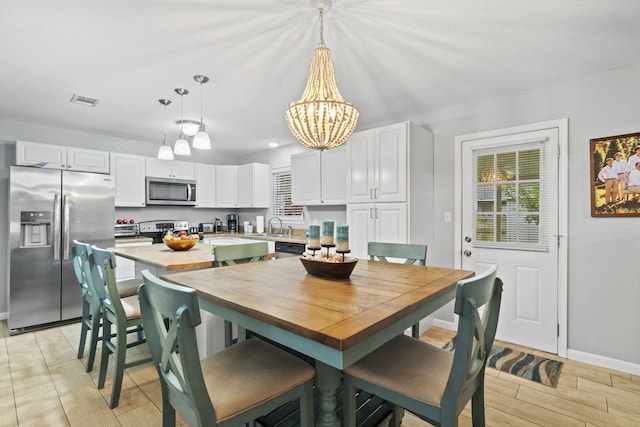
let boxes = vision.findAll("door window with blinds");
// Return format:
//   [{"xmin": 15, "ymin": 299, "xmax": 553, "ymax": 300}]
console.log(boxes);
[
  {"xmin": 472, "ymin": 141, "xmax": 550, "ymax": 251},
  {"xmin": 272, "ymin": 167, "xmax": 304, "ymax": 222}
]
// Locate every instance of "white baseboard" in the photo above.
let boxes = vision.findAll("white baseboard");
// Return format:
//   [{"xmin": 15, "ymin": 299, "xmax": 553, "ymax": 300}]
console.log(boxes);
[
  {"xmin": 568, "ymin": 349, "xmax": 640, "ymax": 376},
  {"xmin": 0, "ymin": 312, "xmax": 7, "ymax": 321},
  {"xmin": 432, "ymin": 318, "xmax": 456, "ymax": 331}
]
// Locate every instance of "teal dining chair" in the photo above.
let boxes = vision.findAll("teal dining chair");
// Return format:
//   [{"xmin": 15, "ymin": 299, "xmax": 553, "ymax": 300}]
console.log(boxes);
[
  {"xmin": 368, "ymin": 241, "xmax": 428, "ymax": 338},
  {"xmin": 138, "ymin": 270, "xmax": 315, "ymax": 427},
  {"xmin": 342, "ymin": 264, "xmax": 503, "ymax": 427},
  {"xmin": 73, "ymin": 240, "xmax": 141, "ymax": 373},
  {"xmin": 89, "ymin": 245, "xmax": 152, "ymax": 408},
  {"xmin": 213, "ymin": 241, "xmax": 269, "ymax": 346}
]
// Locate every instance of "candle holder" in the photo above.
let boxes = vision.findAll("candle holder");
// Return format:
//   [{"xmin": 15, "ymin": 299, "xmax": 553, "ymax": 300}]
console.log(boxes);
[{"xmin": 335, "ymin": 249, "xmax": 351, "ymax": 262}]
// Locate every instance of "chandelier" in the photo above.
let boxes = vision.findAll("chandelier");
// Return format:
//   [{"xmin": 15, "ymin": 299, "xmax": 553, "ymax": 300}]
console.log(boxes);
[{"xmin": 285, "ymin": 0, "xmax": 359, "ymax": 150}]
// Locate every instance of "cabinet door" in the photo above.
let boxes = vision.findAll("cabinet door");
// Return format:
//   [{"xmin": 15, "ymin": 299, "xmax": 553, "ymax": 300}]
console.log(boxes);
[
  {"xmin": 375, "ymin": 203, "xmax": 408, "ymax": 244},
  {"xmin": 146, "ymin": 158, "xmax": 174, "ymax": 178},
  {"xmin": 111, "ymin": 154, "xmax": 146, "ymax": 207},
  {"xmin": 292, "ymin": 151, "xmax": 321, "ymax": 205},
  {"xmin": 215, "ymin": 165, "xmax": 237, "ymax": 207},
  {"xmin": 346, "ymin": 203, "xmax": 376, "ymax": 259},
  {"xmin": 171, "ymin": 160, "xmax": 196, "ymax": 180},
  {"xmin": 375, "ymin": 123, "xmax": 407, "ymax": 202},
  {"xmin": 67, "ymin": 147, "xmax": 110, "ymax": 173},
  {"xmin": 195, "ymin": 164, "xmax": 216, "ymax": 208},
  {"xmin": 16, "ymin": 140, "xmax": 66, "ymax": 169},
  {"xmin": 237, "ymin": 163, "xmax": 269, "ymax": 207},
  {"xmin": 346, "ymin": 130, "xmax": 375, "ymax": 203},
  {"xmin": 236, "ymin": 164, "xmax": 253, "ymax": 207},
  {"xmin": 321, "ymin": 145, "xmax": 346, "ymax": 204}
]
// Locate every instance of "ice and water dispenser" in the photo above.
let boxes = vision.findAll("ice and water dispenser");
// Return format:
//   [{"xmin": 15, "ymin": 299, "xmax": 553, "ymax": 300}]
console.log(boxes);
[{"xmin": 20, "ymin": 211, "xmax": 51, "ymax": 247}]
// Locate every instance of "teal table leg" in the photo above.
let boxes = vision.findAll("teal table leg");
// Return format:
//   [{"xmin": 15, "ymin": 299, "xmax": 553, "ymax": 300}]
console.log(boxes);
[{"xmin": 315, "ymin": 361, "xmax": 342, "ymax": 427}]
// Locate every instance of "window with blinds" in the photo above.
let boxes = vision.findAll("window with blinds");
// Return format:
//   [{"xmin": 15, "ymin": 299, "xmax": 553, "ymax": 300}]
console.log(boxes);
[
  {"xmin": 472, "ymin": 141, "xmax": 549, "ymax": 251},
  {"xmin": 272, "ymin": 168, "xmax": 304, "ymax": 221}
]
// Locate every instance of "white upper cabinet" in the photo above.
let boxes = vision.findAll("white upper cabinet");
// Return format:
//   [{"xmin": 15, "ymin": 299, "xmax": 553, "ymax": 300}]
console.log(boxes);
[
  {"xmin": 146, "ymin": 158, "xmax": 195, "ymax": 180},
  {"xmin": 346, "ymin": 122, "xmax": 407, "ymax": 203},
  {"xmin": 292, "ymin": 145, "xmax": 346, "ymax": 205},
  {"xmin": 195, "ymin": 163, "xmax": 216, "ymax": 208},
  {"xmin": 237, "ymin": 163, "xmax": 270, "ymax": 207},
  {"xmin": 110, "ymin": 153, "xmax": 146, "ymax": 207},
  {"xmin": 16, "ymin": 140, "xmax": 110, "ymax": 174},
  {"xmin": 215, "ymin": 165, "xmax": 237, "ymax": 207}
]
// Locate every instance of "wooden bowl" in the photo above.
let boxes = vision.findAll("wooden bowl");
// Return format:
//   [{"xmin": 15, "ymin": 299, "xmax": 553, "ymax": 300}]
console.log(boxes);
[
  {"xmin": 164, "ymin": 237, "xmax": 198, "ymax": 251},
  {"xmin": 299, "ymin": 256, "xmax": 358, "ymax": 279}
]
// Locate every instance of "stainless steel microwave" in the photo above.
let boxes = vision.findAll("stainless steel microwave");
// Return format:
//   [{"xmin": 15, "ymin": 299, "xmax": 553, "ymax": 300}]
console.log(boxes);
[{"xmin": 146, "ymin": 177, "xmax": 197, "ymax": 206}]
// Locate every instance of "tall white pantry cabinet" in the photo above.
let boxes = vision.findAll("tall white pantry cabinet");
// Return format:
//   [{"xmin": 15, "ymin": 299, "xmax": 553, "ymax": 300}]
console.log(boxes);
[{"xmin": 346, "ymin": 121, "xmax": 434, "ymax": 262}]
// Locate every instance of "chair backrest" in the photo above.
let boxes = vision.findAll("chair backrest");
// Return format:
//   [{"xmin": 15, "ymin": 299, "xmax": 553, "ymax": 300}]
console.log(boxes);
[
  {"xmin": 444, "ymin": 264, "xmax": 503, "ymax": 416},
  {"xmin": 73, "ymin": 240, "xmax": 101, "ymax": 305},
  {"xmin": 213, "ymin": 241, "xmax": 269, "ymax": 267},
  {"xmin": 89, "ymin": 245, "xmax": 127, "ymax": 317},
  {"xmin": 368, "ymin": 242, "xmax": 427, "ymax": 265},
  {"xmin": 139, "ymin": 270, "xmax": 216, "ymax": 425}
]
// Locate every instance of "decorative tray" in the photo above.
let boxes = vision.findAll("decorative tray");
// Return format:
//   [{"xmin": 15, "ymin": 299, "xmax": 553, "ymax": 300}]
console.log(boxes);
[{"xmin": 299, "ymin": 255, "xmax": 357, "ymax": 279}]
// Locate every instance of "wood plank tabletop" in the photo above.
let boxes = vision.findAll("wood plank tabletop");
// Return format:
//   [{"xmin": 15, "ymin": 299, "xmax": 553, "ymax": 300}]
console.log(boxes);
[
  {"xmin": 162, "ymin": 257, "xmax": 474, "ymax": 351},
  {"xmin": 111, "ymin": 242, "xmax": 215, "ymax": 270}
]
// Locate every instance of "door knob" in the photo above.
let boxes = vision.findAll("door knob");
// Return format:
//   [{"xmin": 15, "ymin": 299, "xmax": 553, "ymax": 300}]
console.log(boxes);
[
  {"xmin": 463, "ymin": 249, "xmax": 472, "ymax": 257},
  {"xmin": 464, "ymin": 236, "xmax": 472, "ymax": 243}
]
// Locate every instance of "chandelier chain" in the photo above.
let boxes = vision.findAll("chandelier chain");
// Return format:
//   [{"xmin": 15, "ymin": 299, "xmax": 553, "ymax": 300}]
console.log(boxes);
[{"xmin": 318, "ymin": 8, "xmax": 325, "ymax": 47}]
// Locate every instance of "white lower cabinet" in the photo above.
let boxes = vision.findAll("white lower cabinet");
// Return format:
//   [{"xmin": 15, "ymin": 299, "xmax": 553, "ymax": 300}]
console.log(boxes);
[{"xmin": 346, "ymin": 203, "xmax": 408, "ymax": 259}]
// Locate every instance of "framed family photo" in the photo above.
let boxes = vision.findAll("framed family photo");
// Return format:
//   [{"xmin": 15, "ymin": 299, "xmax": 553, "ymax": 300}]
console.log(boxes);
[{"xmin": 590, "ymin": 132, "xmax": 640, "ymax": 217}]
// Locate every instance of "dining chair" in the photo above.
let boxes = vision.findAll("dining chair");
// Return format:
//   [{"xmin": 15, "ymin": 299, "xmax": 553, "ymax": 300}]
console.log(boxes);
[
  {"xmin": 138, "ymin": 269, "xmax": 315, "ymax": 427},
  {"xmin": 368, "ymin": 241, "xmax": 428, "ymax": 337},
  {"xmin": 342, "ymin": 264, "xmax": 503, "ymax": 427},
  {"xmin": 72, "ymin": 240, "xmax": 102, "ymax": 372},
  {"xmin": 89, "ymin": 245, "xmax": 152, "ymax": 408},
  {"xmin": 73, "ymin": 240, "xmax": 141, "ymax": 372},
  {"xmin": 213, "ymin": 241, "xmax": 269, "ymax": 346}
]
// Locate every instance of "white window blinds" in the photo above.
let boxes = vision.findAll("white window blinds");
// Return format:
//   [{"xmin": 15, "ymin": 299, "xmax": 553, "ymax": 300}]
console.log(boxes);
[
  {"xmin": 471, "ymin": 139, "xmax": 550, "ymax": 251},
  {"xmin": 272, "ymin": 168, "xmax": 304, "ymax": 221}
]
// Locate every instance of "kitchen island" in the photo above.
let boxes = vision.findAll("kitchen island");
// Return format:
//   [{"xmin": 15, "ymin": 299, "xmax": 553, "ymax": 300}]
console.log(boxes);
[{"xmin": 112, "ymin": 242, "xmax": 215, "ymax": 270}]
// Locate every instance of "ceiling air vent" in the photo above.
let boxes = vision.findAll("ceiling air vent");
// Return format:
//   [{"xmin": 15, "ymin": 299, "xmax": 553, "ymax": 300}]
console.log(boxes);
[{"xmin": 70, "ymin": 94, "xmax": 100, "ymax": 107}]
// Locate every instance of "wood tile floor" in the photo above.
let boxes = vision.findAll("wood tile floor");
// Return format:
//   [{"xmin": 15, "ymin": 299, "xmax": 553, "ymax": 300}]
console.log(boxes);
[{"xmin": 0, "ymin": 321, "xmax": 638, "ymax": 426}]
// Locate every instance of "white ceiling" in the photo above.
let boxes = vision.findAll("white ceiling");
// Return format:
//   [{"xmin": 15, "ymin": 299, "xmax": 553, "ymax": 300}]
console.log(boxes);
[{"xmin": 2, "ymin": 0, "xmax": 640, "ymax": 158}]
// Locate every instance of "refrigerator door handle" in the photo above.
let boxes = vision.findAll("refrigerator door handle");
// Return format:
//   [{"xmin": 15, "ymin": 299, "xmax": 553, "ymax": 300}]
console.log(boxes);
[
  {"xmin": 53, "ymin": 193, "xmax": 61, "ymax": 261},
  {"xmin": 63, "ymin": 194, "xmax": 70, "ymax": 260}
]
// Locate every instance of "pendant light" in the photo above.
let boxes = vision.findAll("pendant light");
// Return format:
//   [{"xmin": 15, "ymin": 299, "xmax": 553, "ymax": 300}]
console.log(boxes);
[
  {"xmin": 157, "ymin": 99, "xmax": 174, "ymax": 160},
  {"xmin": 174, "ymin": 88, "xmax": 191, "ymax": 156},
  {"xmin": 285, "ymin": 0, "xmax": 359, "ymax": 150},
  {"xmin": 192, "ymin": 75, "xmax": 211, "ymax": 150}
]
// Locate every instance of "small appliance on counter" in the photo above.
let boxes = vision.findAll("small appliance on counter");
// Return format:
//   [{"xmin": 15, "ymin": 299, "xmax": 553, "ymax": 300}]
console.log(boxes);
[
  {"xmin": 138, "ymin": 220, "xmax": 189, "ymax": 243},
  {"xmin": 227, "ymin": 214, "xmax": 238, "ymax": 233},
  {"xmin": 198, "ymin": 223, "xmax": 215, "ymax": 233},
  {"xmin": 114, "ymin": 223, "xmax": 139, "ymax": 238},
  {"xmin": 215, "ymin": 218, "xmax": 223, "ymax": 233}
]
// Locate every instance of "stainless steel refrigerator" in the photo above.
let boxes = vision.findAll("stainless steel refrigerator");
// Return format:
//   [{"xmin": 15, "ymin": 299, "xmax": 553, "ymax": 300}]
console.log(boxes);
[{"xmin": 8, "ymin": 166, "xmax": 115, "ymax": 332}]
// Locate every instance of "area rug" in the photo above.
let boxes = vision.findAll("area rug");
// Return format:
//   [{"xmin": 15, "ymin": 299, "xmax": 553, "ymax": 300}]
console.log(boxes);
[{"xmin": 442, "ymin": 340, "xmax": 563, "ymax": 388}]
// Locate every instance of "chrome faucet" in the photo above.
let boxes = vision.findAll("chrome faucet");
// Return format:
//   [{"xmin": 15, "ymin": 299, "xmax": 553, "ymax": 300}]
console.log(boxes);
[{"xmin": 268, "ymin": 217, "xmax": 282, "ymax": 235}]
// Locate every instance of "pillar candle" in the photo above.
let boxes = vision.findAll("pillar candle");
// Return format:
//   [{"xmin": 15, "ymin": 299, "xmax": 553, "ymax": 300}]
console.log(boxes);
[
  {"xmin": 336, "ymin": 225, "xmax": 349, "ymax": 252},
  {"xmin": 308, "ymin": 225, "xmax": 321, "ymax": 248},
  {"xmin": 321, "ymin": 221, "xmax": 334, "ymax": 246}
]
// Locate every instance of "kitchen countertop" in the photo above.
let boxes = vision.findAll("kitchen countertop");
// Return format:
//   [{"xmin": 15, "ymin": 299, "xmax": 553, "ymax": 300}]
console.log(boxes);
[
  {"xmin": 202, "ymin": 232, "xmax": 308, "ymax": 245},
  {"xmin": 112, "ymin": 242, "xmax": 216, "ymax": 270}
]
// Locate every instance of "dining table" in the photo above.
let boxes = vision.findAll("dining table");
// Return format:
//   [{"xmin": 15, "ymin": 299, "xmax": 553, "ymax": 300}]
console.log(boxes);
[{"xmin": 161, "ymin": 256, "xmax": 474, "ymax": 427}]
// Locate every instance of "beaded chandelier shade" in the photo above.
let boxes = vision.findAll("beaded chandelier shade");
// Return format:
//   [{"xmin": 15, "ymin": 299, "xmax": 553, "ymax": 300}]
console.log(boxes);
[{"xmin": 285, "ymin": 2, "xmax": 358, "ymax": 150}]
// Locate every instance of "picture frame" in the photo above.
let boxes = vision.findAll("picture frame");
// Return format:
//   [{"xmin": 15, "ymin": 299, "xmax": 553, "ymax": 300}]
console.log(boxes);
[{"xmin": 590, "ymin": 132, "xmax": 640, "ymax": 217}]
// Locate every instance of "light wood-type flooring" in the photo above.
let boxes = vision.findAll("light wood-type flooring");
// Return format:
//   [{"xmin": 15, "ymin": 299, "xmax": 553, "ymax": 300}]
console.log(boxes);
[{"xmin": 0, "ymin": 320, "xmax": 638, "ymax": 426}]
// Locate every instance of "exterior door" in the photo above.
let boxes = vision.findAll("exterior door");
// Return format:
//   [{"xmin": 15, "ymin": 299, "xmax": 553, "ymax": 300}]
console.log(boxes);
[{"xmin": 456, "ymin": 120, "xmax": 567, "ymax": 355}]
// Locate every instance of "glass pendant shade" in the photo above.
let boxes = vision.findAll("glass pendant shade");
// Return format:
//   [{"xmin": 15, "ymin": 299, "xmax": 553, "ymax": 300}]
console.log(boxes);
[
  {"xmin": 193, "ymin": 124, "xmax": 211, "ymax": 149},
  {"xmin": 174, "ymin": 137, "xmax": 191, "ymax": 155},
  {"xmin": 158, "ymin": 143, "xmax": 174, "ymax": 160}
]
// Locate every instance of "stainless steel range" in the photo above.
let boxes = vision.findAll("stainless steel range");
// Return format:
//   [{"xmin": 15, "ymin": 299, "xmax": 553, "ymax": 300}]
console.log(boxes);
[{"xmin": 138, "ymin": 220, "xmax": 189, "ymax": 243}]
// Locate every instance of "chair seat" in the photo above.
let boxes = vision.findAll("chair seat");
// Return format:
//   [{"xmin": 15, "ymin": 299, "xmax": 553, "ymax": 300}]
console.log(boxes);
[
  {"xmin": 202, "ymin": 338, "xmax": 315, "ymax": 423},
  {"xmin": 120, "ymin": 295, "xmax": 142, "ymax": 319},
  {"xmin": 344, "ymin": 335, "xmax": 453, "ymax": 407},
  {"xmin": 116, "ymin": 278, "xmax": 141, "ymax": 298}
]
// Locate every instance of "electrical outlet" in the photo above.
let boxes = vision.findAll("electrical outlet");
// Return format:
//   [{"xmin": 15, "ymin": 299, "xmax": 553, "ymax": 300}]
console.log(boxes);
[{"xmin": 444, "ymin": 211, "xmax": 452, "ymax": 223}]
